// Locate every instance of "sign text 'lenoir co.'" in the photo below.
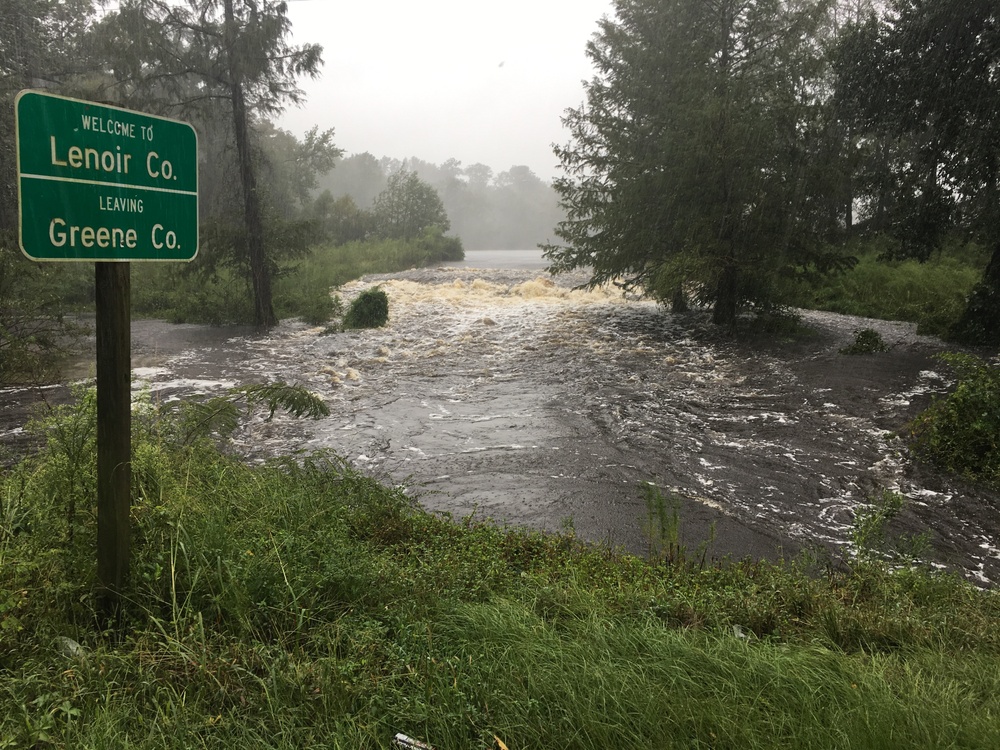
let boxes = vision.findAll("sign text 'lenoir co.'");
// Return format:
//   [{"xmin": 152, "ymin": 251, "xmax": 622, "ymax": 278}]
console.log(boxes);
[{"xmin": 16, "ymin": 91, "xmax": 199, "ymax": 262}]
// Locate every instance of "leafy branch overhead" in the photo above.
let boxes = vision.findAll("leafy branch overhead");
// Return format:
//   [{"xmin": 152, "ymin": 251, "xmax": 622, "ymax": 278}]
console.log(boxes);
[
  {"xmin": 239, "ymin": 382, "xmax": 330, "ymax": 420},
  {"xmin": 94, "ymin": 0, "xmax": 322, "ymax": 118}
]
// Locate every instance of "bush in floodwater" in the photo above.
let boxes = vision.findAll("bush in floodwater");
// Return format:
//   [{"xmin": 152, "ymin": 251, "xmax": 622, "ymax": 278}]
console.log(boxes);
[
  {"xmin": 840, "ymin": 328, "xmax": 889, "ymax": 355},
  {"xmin": 343, "ymin": 287, "xmax": 389, "ymax": 329},
  {"xmin": 850, "ymin": 489, "xmax": 930, "ymax": 564},
  {"xmin": 906, "ymin": 352, "xmax": 1000, "ymax": 485}
]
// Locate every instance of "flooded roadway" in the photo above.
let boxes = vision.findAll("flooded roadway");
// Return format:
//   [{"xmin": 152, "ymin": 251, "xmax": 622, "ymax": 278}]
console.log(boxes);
[{"xmin": 3, "ymin": 250, "xmax": 999, "ymax": 582}]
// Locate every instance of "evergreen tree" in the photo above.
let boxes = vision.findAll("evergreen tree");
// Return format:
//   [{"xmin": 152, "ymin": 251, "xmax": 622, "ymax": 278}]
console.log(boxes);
[
  {"xmin": 544, "ymin": 0, "xmax": 844, "ymax": 325},
  {"xmin": 99, "ymin": 0, "xmax": 324, "ymax": 328}
]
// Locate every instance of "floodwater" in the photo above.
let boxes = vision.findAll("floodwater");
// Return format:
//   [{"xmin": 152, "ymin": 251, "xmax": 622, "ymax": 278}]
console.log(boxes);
[{"xmin": 3, "ymin": 249, "xmax": 999, "ymax": 583}]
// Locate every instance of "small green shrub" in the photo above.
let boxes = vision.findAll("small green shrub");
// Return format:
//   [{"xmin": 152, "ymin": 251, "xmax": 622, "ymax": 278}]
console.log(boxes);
[
  {"xmin": 840, "ymin": 328, "xmax": 890, "ymax": 355},
  {"xmin": 851, "ymin": 490, "xmax": 929, "ymax": 564},
  {"xmin": 907, "ymin": 353, "xmax": 1000, "ymax": 485},
  {"xmin": 343, "ymin": 287, "xmax": 389, "ymax": 329}
]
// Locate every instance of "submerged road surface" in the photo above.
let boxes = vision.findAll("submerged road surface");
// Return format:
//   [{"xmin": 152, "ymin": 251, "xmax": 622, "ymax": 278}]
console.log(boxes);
[{"xmin": 4, "ymin": 258, "xmax": 998, "ymax": 582}]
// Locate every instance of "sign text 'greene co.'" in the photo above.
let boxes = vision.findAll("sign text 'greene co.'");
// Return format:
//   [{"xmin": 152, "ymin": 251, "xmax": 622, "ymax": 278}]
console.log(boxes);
[{"xmin": 16, "ymin": 91, "xmax": 199, "ymax": 262}]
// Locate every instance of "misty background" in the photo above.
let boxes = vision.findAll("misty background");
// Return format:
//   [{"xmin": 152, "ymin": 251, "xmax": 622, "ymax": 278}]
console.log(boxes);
[{"xmin": 313, "ymin": 153, "xmax": 563, "ymax": 251}]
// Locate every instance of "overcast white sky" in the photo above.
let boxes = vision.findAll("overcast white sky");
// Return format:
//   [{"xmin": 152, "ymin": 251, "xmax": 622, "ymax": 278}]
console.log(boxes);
[{"xmin": 277, "ymin": 0, "xmax": 615, "ymax": 181}]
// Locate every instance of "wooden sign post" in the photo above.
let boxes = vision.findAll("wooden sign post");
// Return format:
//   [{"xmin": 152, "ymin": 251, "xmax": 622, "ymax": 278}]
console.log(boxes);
[
  {"xmin": 95, "ymin": 262, "xmax": 132, "ymax": 609},
  {"xmin": 16, "ymin": 91, "xmax": 198, "ymax": 617}
]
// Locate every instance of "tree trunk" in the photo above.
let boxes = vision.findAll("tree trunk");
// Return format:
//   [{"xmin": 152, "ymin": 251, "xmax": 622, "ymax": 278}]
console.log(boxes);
[
  {"xmin": 224, "ymin": 0, "xmax": 276, "ymax": 329},
  {"xmin": 712, "ymin": 263, "xmax": 738, "ymax": 327},
  {"xmin": 950, "ymin": 240, "xmax": 1000, "ymax": 346},
  {"xmin": 671, "ymin": 283, "xmax": 689, "ymax": 313}
]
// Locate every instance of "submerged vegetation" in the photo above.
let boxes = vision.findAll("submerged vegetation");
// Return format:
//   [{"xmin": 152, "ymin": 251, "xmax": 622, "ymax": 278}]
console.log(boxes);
[
  {"xmin": 343, "ymin": 287, "xmax": 390, "ymax": 330},
  {"xmin": 839, "ymin": 328, "xmax": 890, "ymax": 355},
  {"xmin": 2, "ymin": 391, "xmax": 1000, "ymax": 748},
  {"xmin": 906, "ymin": 353, "xmax": 1000, "ymax": 487}
]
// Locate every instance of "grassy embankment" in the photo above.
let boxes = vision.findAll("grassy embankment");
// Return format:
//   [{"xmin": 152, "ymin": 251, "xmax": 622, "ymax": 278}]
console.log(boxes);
[{"xmin": 1, "ymin": 389, "xmax": 999, "ymax": 749}]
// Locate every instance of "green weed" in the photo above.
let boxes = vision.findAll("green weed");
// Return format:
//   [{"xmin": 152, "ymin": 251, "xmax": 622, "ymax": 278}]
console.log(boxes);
[
  {"xmin": 850, "ymin": 489, "xmax": 929, "ymax": 564},
  {"xmin": 907, "ymin": 353, "xmax": 1000, "ymax": 485},
  {"xmin": 641, "ymin": 483, "xmax": 715, "ymax": 566}
]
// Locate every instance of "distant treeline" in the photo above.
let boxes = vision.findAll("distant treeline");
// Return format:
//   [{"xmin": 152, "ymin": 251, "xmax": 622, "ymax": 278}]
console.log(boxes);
[{"xmin": 315, "ymin": 154, "xmax": 565, "ymax": 251}]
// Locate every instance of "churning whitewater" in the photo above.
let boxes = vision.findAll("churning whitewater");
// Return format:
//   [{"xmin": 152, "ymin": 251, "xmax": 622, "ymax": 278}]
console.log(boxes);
[{"xmin": 5, "ymin": 261, "xmax": 998, "ymax": 583}]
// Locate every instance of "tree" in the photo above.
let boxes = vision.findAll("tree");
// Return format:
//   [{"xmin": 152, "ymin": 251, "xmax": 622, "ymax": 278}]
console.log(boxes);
[
  {"xmin": 0, "ymin": 0, "xmax": 99, "ymax": 382},
  {"xmin": 315, "ymin": 152, "xmax": 388, "ymax": 209},
  {"xmin": 371, "ymin": 170, "xmax": 450, "ymax": 241},
  {"xmin": 835, "ymin": 0, "xmax": 1000, "ymax": 344},
  {"xmin": 311, "ymin": 191, "xmax": 370, "ymax": 245},
  {"xmin": 544, "ymin": 0, "xmax": 845, "ymax": 325},
  {"xmin": 1, "ymin": 0, "xmax": 99, "ymax": 234},
  {"xmin": 256, "ymin": 121, "xmax": 342, "ymax": 218},
  {"xmin": 99, "ymin": 0, "xmax": 324, "ymax": 328}
]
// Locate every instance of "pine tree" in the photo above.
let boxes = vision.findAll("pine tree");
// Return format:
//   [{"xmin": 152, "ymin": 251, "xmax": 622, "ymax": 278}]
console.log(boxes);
[{"xmin": 544, "ymin": 0, "xmax": 842, "ymax": 325}]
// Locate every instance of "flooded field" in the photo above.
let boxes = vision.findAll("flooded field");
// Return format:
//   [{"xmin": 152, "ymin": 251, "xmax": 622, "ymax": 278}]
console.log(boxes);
[{"xmin": 3, "ymin": 257, "xmax": 999, "ymax": 582}]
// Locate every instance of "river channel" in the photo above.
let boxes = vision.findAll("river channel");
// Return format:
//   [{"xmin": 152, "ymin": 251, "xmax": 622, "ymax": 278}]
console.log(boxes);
[{"xmin": 3, "ymin": 250, "xmax": 998, "ymax": 583}]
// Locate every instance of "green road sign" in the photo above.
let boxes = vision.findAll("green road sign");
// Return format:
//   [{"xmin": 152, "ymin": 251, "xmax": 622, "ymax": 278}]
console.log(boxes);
[{"xmin": 16, "ymin": 91, "xmax": 198, "ymax": 262}]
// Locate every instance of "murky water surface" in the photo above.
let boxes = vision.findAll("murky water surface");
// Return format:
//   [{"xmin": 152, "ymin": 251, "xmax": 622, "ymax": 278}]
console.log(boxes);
[{"xmin": 4, "ymin": 252, "xmax": 998, "ymax": 582}]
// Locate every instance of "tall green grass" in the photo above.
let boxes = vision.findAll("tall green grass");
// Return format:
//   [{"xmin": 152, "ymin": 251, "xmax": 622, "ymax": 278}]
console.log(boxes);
[
  {"xmin": 794, "ymin": 239, "xmax": 987, "ymax": 337},
  {"xmin": 2, "ymin": 392, "xmax": 1000, "ymax": 748}
]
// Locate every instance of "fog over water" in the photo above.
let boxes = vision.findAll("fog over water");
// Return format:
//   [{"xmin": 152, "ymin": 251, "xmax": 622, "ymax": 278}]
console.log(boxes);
[{"xmin": 445, "ymin": 249, "xmax": 551, "ymax": 271}]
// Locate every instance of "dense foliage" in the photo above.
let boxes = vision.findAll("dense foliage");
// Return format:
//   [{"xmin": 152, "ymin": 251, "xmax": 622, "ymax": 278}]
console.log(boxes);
[
  {"xmin": 370, "ymin": 171, "xmax": 450, "ymax": 241},
  {"xmin": 790, "ymin": 239, "xmax": 987, "ymax": 336},
  {"xmin": 835, "ymin": 0, "xmax": 1000, "ymax": 344},
  {"xmin": 907, "ymin": 353, "xmax": 1000, "ymax": 486},
  {"xmin": 547, "ymin": 0, "xmax": 1000, "ymax": 334},
  {"xmin": 545, "ymin": 0, "xmax": 852, "ymax": 325},
  {"xmin": 343, "ymin": 287, "xmax": 390, "ymax": 330}
]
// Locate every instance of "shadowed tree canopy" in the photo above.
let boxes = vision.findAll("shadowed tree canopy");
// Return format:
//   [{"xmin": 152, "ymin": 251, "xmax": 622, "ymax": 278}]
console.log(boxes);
[
  {"xmin": 0, "ymin": 0, "xmax": 98, "ymax": 233},
  {"xmin": 0, "ymin": 0, "xmax": 101, "ymax": 381},
  {"xmin": 835, "ymin": 0, "xmax": 1000, "ymax": 344},
  {"xmin": 544, "ymin": 0, "xmax": 852, "ymax": 326},
  {"xmin": 96, "ymin": 0, "xmax": 324, "ymax": 328}
]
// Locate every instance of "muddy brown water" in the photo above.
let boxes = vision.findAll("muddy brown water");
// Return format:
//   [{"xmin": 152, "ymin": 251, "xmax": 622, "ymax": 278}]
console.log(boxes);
[{"xmin": 3, "ymin": 258, "xmax": 999, "ymax": 583}]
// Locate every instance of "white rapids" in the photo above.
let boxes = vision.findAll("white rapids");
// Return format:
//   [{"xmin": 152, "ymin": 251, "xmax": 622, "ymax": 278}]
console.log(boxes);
[{"xmin": 5, "ymin": 256, "xmax": 997, "ymax": 583}]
